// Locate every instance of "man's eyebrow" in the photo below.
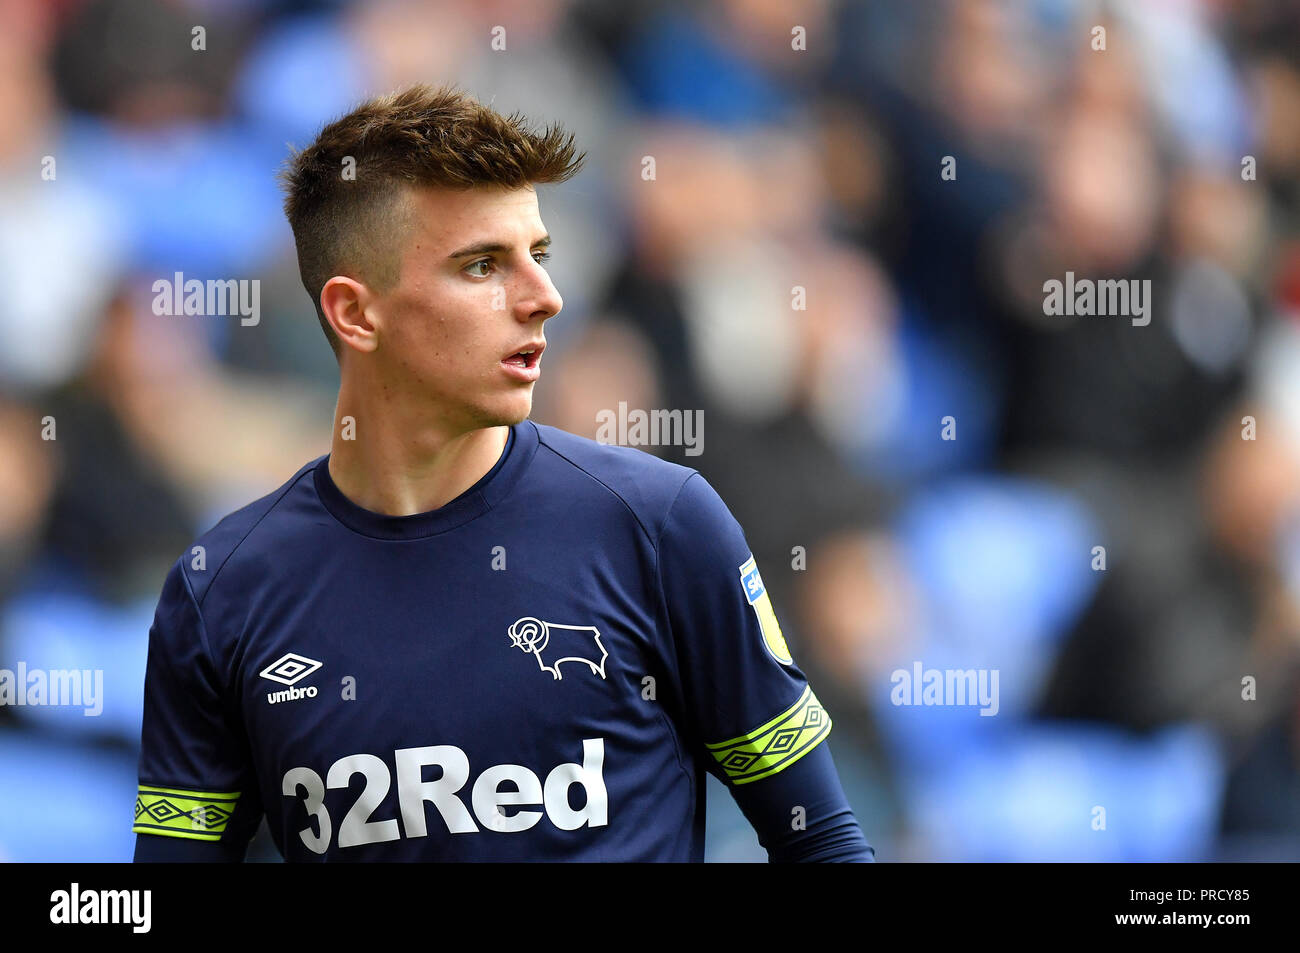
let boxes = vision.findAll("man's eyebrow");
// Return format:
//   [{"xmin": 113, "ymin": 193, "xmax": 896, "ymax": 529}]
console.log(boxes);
[{"xmin": 446, "ymin": 235, "xmax": 551, "ymax": 259}]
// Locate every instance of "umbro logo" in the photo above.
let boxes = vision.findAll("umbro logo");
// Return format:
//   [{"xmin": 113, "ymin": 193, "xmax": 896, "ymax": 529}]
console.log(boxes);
[
  {"xmin": 260, "ymin": 653, "xmax": 322, "ymax": 704},
  {"xmin": 260, "ymin": 653, "xmax": 321, "ymax": 686}
]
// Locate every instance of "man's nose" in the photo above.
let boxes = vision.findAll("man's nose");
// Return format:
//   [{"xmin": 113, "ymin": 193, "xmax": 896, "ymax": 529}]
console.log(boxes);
[{"xmin": 514, "ymin": 259, "xmax": 563, "ymax": 323}]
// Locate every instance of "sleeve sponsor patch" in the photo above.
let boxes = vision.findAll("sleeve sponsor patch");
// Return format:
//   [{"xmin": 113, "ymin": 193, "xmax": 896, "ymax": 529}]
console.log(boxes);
[{"xmin": 739, "ymin": 555, "xmax": 793, "ymax": 665}]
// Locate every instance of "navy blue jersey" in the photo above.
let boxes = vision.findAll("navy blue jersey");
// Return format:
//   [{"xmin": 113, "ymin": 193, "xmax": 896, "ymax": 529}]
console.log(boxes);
[{"xmin": 133, "ymin": 420, "xmax": 869, "ymax": 861}]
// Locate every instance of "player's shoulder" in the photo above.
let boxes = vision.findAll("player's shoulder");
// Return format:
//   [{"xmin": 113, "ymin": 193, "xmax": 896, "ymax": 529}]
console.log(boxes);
[
  {"xmin": 530, "ymin": 420, "xmax": 702, "ymax": 531},
  {"xmin": 175, "ymin": 455, "xmax": 325, "ymax": 607}
]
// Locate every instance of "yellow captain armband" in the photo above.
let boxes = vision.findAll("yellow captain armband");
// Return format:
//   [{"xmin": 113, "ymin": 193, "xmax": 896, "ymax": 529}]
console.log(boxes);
[{"xmin": 705, "ymin": 686, "xmax": 832, "ymax": 785}]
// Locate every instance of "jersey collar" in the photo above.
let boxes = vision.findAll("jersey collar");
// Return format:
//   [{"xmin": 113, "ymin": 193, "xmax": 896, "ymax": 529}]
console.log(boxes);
[{"xmin": 311, "ymin": 419, "xmax": 539, "ymax": 539}]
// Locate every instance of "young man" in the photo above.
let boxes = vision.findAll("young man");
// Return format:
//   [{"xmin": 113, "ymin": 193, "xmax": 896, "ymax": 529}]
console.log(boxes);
[{"xmin": 133, "ymin": 85, "xmax": 873, "ymax": 862}]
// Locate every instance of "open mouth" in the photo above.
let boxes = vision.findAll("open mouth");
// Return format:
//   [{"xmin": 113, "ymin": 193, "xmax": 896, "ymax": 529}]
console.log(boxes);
[
  {"xmin": 502, "ymin": 349, "xmax": 540, "ymax": 369},
  {"xmin": 501, "ymin": 341, "xmax": 545, "ymax": 371}
]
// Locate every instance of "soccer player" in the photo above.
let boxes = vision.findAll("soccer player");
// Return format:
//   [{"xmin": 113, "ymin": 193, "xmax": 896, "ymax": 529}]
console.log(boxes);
[{"xmin": 132, "ymin": 85, "xmax": 874, "ymax": 862}]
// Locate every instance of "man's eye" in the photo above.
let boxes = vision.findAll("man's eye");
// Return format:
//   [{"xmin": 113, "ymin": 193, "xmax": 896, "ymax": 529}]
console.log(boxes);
[
  {"xmin": 533, "ymin": 251, "xmax": 552, "ymax": 265},
  {"xmin": 465, "ymin": 259, "xmax": 493, "ymax": 277}
]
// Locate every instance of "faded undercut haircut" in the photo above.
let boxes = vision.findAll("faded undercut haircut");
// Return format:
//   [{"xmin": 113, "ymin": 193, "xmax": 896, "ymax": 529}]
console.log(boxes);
[{"xmin": 280, "ymin": 84, "xmax": 585, "ymax": 358}]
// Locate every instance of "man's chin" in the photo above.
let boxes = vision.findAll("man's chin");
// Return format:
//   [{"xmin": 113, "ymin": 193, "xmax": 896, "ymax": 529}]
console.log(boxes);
[{"xmin": 472, "ymin": 399, "xmax": 531, "ymax": 430}]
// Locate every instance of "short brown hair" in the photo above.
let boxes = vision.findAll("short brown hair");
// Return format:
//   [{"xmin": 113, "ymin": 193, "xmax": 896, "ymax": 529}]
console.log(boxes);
[{"xmin": 280, "ymin": 84, "xmax": 585, "ymax": 358}]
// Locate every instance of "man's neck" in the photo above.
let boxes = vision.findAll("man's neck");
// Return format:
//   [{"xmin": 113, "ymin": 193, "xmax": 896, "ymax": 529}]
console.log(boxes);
[{"xmin": 325, "ymin": 380, "xmax": 510, "ymax": 517}]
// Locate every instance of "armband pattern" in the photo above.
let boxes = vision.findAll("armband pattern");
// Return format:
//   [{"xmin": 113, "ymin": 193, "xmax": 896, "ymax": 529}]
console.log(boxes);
[
  {"xmin": 133, "ymin": 785, "xmax": 240, "ymax": 841},
  {"xmin": 705, "ymin": 686, "xmax": 832, "ymax": 784}
]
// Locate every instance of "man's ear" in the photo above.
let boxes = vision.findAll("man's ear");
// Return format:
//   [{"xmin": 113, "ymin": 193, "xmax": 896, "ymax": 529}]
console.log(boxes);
[{"xmin": 320, "ymin": 276, "xmax": 379, "ymax": 355}]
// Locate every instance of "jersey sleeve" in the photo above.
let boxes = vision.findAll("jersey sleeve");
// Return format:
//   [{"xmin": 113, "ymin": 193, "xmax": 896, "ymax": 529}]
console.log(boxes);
[
  {"xmin": 133, "ymin": 557, "xmax": 262, "ymax": 860},
  {"xmin": 657, "ymin": 472, "xmax": 834, "ymax": 788},
  {"xmin": 727, "ymin": 739, "xmax": 875, "ymax": 861}
]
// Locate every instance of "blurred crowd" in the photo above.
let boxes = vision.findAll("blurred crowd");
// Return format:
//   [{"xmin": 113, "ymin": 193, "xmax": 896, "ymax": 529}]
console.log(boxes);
[{"xmin": 2, "ymin": 0, "xmax": 1299, "ymax": 861}]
